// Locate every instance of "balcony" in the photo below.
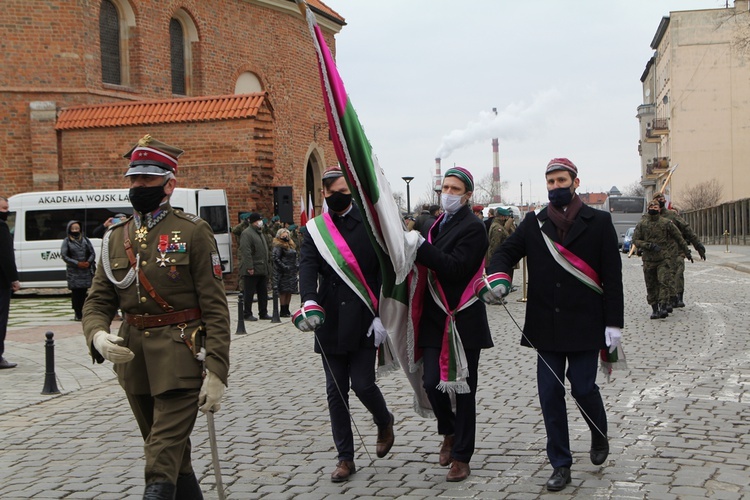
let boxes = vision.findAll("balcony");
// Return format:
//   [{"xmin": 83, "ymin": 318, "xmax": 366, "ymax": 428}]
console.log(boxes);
[
  {"xmin": 646, "ymin": 157, "xmax": 669, "ymax": 176},
  {"xmin": 644, "ymin": 127, "xmax": 661, "ymax": 143},
  {"xmin": 650, "ymin": 118, "xmax": 669, "ymax": 135}
]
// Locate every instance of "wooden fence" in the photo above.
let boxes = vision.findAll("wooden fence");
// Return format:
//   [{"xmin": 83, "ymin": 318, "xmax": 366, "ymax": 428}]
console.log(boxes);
[{"xmin": 682, "ymin": 198, "xmax": 750, "ymax": 245}]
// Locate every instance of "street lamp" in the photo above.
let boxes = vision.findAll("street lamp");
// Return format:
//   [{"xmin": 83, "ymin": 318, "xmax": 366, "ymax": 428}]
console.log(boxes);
[{"xmin": 401, "ymin": 176, "xmax": 414, "ymax": 214}]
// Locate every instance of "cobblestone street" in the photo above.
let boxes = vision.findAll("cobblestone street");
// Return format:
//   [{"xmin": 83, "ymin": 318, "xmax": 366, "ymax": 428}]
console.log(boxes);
[{"xmin": 1, "ymin": 246, "xmax": 749, "ymax": 499}]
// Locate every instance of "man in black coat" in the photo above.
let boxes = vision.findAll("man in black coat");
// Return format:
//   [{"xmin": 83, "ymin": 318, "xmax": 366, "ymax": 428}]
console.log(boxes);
[
  {"xmin": 413, "ymin": 204, "xmax": 439, "ymax": 238},
  {"xmin": 487, "ymin": 158, "xmax": 624, "ymax": 492},
  {"xmin": 415, "ymin": 167, "xmax": 493, "ymax": 482},
  {"xmin": 0, "ymin": 196, "xmax": 20, "ymax": 369},
  {"xmin": 297, "ymin": 167, "xmax": 394, "ymax": 482}
]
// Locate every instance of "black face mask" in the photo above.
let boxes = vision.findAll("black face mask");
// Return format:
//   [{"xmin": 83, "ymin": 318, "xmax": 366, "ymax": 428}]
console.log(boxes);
[
  {"xmin": 69, "ymin": 231, "xmax": 81, "ymax": 237},
  {"xmin": 657, "ymin": 200, "xmax": 665, "ymax": 208},
  {"xmin": 129, "ymin": 183, "xmax": 166, "ymax": 213},
  {"xmin": 0, "ymin": 211, "xmax": 8, "ymax": 222},
  {"xmin": 325, "ymin": 191, "xmax": 352, "ymax": 213},
  {"xmin": 648, "ymin": 209, "xmax": 660, "ymax": 216},
  {"xmin": 548, "ymin": 186, "xmax": 574, "ymax": 207}
]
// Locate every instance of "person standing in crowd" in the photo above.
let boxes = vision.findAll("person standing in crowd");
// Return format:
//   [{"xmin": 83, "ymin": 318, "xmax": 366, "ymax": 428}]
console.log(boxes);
[
  {"xmin": 61, "ymin": 220, "xmax": 96, "ymax": 321},
  {"xmin": 486, "ymin": 207, "xmax": 512, "ymax": 265},
  {"xmin": 472, "ymin": 205, "xmax": 484, "ymax": 220},
  {"xmin": 91, "ymin": 213, "xmax": 127, "ymax": 239},
  {"xmin": 231, "ymin": 212, "xmax": 252, "ymax": 242},
  {"xmin": 486, "ymin": 158, "xmax": 624, "ymax": 492},
  {"xmin": 414, "ymin": 167, "xmax": 492, "ymax": 482},
  {"xmin": 272, "ymin": 227, "xmax": 299, "ymax": 318},
  {"xmin": 653, "ymin": 193, "xmax": 705, "ymax": 307},
  {"xmin": 0, "ymin": 196, "xmax": 20, "ymax": 369},
  {"xmin": 82, "ymin": 135, "xmax": 230, "ymax": 498},
  {"xmin": 413, "ymin": 204, "xmax": 440, "ymax": 238},
  {"xmin": 633, "ymin": 199, "xmax": 692, "ymax": 319},
  {"xmin": 484, "ymin": 207, "xmax": 496, "ymax": 232},
  {"xmin": 239, "ymin": 212, "xmax": 271, "ymax": 321},
  {"xmin": 288, "ymin": 223, "xmax": 302, "ymax": 250},
  {"xmin": 296, "ymin": 166, "xmax": 394, "ymax": 483}
]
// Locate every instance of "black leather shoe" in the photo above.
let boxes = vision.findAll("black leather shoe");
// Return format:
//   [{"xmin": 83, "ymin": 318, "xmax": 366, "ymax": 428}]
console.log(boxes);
[
  {"xmin": 258, "ymin": 314, "xmax": 273, "ymax": 320},
  {"xmin": 546, "ymin": 467, "xmax": 571, "ymax": 491},
  {"xmin": 244, "ymin": 314, "xmax": 258, "ymax": 321},
  {"xmin": 0, "ymin": 357, "xmax": 17, "ymax": 369},
  {"xmin": 330, "ymin": 460, "xmax": 356, "ymax": 482},
  {"xmin": 376, "ymin": 413, "xmax": 394, "ymax": 458},
  {"xmin": 590, "ymin": 433, "xmax": 609, "ymax": 465},
  {"xmin": 143, "ymin": 481, "xmax": 176, "ymax": 499},
  {"xmin": 175, "ymin": 472, "xmax": 203, "ymax": 500}
]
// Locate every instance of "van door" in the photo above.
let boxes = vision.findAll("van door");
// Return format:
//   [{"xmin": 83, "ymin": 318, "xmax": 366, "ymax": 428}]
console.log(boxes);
[{"xmin": 197, "ymin": 190, "xmax": 232, "ymax": 273}]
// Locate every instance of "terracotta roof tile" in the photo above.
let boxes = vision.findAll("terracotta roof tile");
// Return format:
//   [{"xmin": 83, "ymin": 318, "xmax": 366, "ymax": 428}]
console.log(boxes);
[{"xmin": 56, "ymin": 93, "xmax": 269, "ymax": 130}]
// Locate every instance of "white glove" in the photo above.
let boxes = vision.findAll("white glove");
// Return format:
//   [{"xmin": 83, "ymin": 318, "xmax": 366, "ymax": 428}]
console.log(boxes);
[
  {"xmin": 198, "ymin": 370, "xmax": 226, "ymax": 413},
  {"xmin": 92, "ymin": 330, "xmax": 134, "ymax": 364},
  {"xmin": 367, "ymin": 316, "xmax": 388, "ymax": 346},
  {"xmin": 296, "ymin": 300, "xmax": 324, "ymax": 332},
  {"xmin": 604, "ymin": 326, "xmax": 622, "ymax": 354}
]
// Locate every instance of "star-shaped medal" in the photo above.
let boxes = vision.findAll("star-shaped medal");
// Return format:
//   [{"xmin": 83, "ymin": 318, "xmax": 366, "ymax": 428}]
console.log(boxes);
[
  {"xmin": 156, "ymin": 253, "xmax": 169, "ymax": 267},
  {"xmin": 135, "ymin": 226, "xmax": 148, "ymax": 242}
]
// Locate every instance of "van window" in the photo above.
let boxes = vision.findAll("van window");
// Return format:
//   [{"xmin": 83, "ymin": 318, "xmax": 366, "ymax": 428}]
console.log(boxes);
[
  {"xmin": 200, "ymin": 206, "xmax": 229, "ymax": 234},
  {"xmin": 7, "ymin": 212, "xmax": 16, "ymax": 236},
  {"xmin": 24, "ymin": 207, "xmax": 131, "ymax": 241}
]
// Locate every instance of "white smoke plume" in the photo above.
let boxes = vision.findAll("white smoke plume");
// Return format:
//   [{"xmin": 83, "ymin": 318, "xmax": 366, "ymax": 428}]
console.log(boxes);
[{"xmin": 435, "ymin": 88, "xmax": 561, "ymax": 159}]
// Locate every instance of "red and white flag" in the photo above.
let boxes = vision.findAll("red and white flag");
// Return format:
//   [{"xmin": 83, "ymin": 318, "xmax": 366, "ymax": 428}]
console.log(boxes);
[{"xmin": 300, "ymin": 194, "xmax": 308, "ymax": 226}]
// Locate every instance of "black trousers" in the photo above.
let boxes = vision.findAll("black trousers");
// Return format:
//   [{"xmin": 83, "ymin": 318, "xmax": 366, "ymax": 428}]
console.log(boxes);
[
  {"xmin": 0, "ymin": 286, "xmax": 10, "ymax": 358},
  {"xmin": 70, "ymin": 288, "xmax": 87, "ymax": 318},
  {"xmin": 537, "ymin": 349, "xmax": 607, "ymax": 468},
  {"xmin": 321, "ymin": 348, "xmax": 391, "ymax": 461},
  {"xmin": 243, "ymin": 274, "xmax": 268, "ymax": 316},
  {"xmin": 421, "ymin": 347, "xmax": 481, "ymax": 463}
]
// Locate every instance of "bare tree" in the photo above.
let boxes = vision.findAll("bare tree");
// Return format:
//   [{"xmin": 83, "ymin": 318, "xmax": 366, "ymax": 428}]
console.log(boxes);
[
  {"xmin": 622, "ymin": 181, "xmax": 645, "ymax": 197},
  {"xmin": 472, "ymin": 173, "xmax": 509, "ymax": 205},
  {"xmin": 678, "ymin": 179, "xmax": 723, "ymax": 211},
  {"xmin": 392, "ymin": 191, "xmax": 405, "ymax": 213}
]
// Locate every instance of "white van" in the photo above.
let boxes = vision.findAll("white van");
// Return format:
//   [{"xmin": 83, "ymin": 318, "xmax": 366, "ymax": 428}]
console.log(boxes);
[
  {"xmin": 7, "ymin": 188, "xmax": 232, "ymax": 288},
  {"xmin": 483, "ymin": 203, "xmax": 522, "ymax": 222}
]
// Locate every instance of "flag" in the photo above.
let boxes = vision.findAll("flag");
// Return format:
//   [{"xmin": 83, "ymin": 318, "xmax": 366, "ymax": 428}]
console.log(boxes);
[
  {"xmin": 300, "ymin": 194, "xmax": 308, "ymax": 226},
  {"xmin": 307, "ymin": 191, "xmax": 315, "ymax": 220},
  {"xmin": 297, "ymin": 0, "xmax": 430, "ymax": 415}
]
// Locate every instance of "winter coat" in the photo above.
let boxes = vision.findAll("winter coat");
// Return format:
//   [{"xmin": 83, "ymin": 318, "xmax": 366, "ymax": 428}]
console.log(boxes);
[
  {"xmin": 239, "ymin": 224, "xmax": 270, "ymax": 276},
  {"xmin": 272, "ymin": 239, "xmax": 299, "ymax": 293},
  {"xmin": 61, "ymin": 220, "xmax": 96, "ymax": 290}
]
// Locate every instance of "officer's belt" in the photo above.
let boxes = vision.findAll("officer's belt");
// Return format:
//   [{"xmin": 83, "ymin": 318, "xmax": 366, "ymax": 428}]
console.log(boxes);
[{"xmin": 124, "ymin": 308, "xmax": 202, "ymax": 330}]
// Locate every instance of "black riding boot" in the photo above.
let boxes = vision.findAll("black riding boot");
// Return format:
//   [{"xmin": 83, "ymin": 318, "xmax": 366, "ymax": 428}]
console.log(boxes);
[
  {"xmin": 675, "ymin": 292, "xmax": 685, "ymax": 308},
  {"xmin": 176, "ymin": 472, "xmax": 204, "ymax": 500},
  {"xmin": 665, "ymin": 300, "xmax": 673, "ymax": 313},
  {"xmin": 143, "ymin": 481, "xmax": 176, "ymax": 500},
  {"xmin": 280, "ymin": 305, "xmax": 291, "ymax": 318},
  {"xmin": 658, "ymin": 303, "xmax": 669, "ymax": 318},
  {"xmin": 650, "ymin": 304, "xmax": 660, "ymax": 320}
]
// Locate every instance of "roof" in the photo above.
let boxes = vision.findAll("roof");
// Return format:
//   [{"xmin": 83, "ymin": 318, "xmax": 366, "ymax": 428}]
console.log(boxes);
[
  {"xmin": 304, "ymin": 0, "xmax": 345, "ymax": 25},
  {"xmin": 579, "ymin": 192, "xmax": 608, "ymax": 205},
  {"xmin": 55, "ymin": 93, "xmax": 270, "ymax": 130}
]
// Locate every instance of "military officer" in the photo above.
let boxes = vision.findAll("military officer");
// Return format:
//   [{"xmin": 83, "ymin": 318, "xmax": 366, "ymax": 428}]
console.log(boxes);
[
  {"xmin": 633, "ymin": 199, "xmax": 692, "ymax": 319},
  {"xmin": 82, "ymin": 135, "xmax": 230, "ymax": 500},
  {"xmin": 653, "ymin": 193, "xmax": 706, "ymax": 307}
]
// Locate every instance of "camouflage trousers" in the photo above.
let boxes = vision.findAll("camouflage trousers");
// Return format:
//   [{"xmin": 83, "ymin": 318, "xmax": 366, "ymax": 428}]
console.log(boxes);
[
  {"xmin": 671, "ymin": 256, "xmax": 685, "ymax": 294},
  {"xmin": 642, "ymin": 259, "xmax": 674, "ymax": 304}
]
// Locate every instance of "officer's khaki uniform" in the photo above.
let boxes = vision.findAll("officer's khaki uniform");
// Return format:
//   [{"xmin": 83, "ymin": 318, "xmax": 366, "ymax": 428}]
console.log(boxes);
[{"xmin": 82, "ymin": 204, "xmax": 230, "ymax": 485}]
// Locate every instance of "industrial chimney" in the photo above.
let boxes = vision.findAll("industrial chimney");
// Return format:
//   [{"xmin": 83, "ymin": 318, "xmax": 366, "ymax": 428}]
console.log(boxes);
[
  {"xmin": 492, "ymin": 107, "xmax": 501, "ymax": 203},
  {"xmin": 434, "ymin": 157, "xmax": 443, "ymax": 193}
]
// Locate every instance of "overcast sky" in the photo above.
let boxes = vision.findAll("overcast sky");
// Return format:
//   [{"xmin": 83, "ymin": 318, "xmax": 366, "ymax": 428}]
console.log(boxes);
[{"xmin": 320, "ymin": 0, "xmax": 725, "ymax": 208}]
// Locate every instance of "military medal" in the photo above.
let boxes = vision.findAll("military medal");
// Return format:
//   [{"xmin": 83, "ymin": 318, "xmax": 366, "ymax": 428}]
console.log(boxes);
[
  {"xmin": 167, "ymin": 265, "xmax": 180, "ymax": 281},
  {"xmin": 135, "ymin": 226, "xmax": 148, "ymax": 242},
  {"xmin": 157, "ymin": 234, "xmax": 169, "ymax": 267}
]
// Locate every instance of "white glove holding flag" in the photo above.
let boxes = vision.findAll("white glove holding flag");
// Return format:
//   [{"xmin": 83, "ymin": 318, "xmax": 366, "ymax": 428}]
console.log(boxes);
[
  {"xmin": 198, "ymin": 370, "xmax": 225, "ymax": 413},
  {"xmin": 293, "ymin": 300, "xmax": 325, "ymax": 332},
  {"xmin": 604, "ymin": 326, "xmax": 622, "ymax": 353},
  {"xmin": 93, "ymin": 330, "xmax": 134, "ymax": 363},
  {"xmin": 367, "ymin": 317, "xmax": 388, "ymax": 346}
]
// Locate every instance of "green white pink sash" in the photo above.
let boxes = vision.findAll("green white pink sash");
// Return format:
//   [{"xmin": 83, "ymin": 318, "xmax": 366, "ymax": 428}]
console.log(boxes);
[{"xmin": 538, "ymin": 219, "xmax": 603, "ymax": 294}]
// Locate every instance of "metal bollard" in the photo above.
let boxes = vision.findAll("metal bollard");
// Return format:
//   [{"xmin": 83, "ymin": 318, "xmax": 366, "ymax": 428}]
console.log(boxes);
[
  {"xmin": 271, "ymin": 289, "xmax": 281, "ymax": 323},
  {"xmin": 724, "ymin": 229, "xmax": 731, "ymax": 253},
  {"xmin": 41, "ymin": 331, "xmax": 60, "ymax": 395},
  {"xmin": 517, "ymin": 257, "xmax": 528, "ymax": 303},
  {"xmin": 235, "ymin": 292, "xmax": 247, "ymax": 335}
]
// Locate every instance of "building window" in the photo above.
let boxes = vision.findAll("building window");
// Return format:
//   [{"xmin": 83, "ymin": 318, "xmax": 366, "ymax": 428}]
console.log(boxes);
[
  {"xmin": 170, "ymin": 19, "xmax": 186, "ymax": 95},
  {"xmin": 100, "ymin": 0, "xmax": 121, "ymax": 85}
]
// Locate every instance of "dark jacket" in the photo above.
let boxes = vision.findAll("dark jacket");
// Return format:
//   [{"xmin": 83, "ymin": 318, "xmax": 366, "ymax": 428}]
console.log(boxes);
[
  {"xmin": 0, "ymin": 218, "xmax": 19, "ymax": 288},
  {"xmin": 416, "ymin": 204, "xmax": 493, "ymax": 350},
  {"xmin": 413, "ymin": 212, "xmax": 437, "ymax": 238},
  {"xmin": 272, "ymin": 238, "xmax": 299, "ymax": 293},
  {"xmin": 239, "ymin": 224, "xmax": 270, "ymax": 276},
  {"xmin": 488, "ymin": 205, "xmax": 624, "ymax": 352},
  {"xmin": 61, "ymin": 220, "xmax": 96, "ymax": 290},
  {"xmin": 299, "ymin": 205, "xmax": 381, "ymax": 355}
]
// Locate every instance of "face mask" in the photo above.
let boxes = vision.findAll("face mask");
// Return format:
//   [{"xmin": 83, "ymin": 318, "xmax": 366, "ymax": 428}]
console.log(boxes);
[
  {"xmin": 648, "ymin": 209, "xmax": 660, "ymax": 216},
  {"xmin": 325, "ymin": 191, "xmax": 352, "ymax": 213},
  {"xmin": 0, "ymin": 211, "xmax": 7, "ymax": 222},
  {"xmin": 440, "ymin": 193, "xmax": 464, "ymax": 214},
  {"xmin": 657, "ymin": 200, "xmax": 665, "ymax": 208},
  {"xmin": 548, "ymin": 186, "xmax": 574, "ymax": 207},
  {"xmin": 280, "ymin": 236, "xmax": 290, "ymax": 241},
  {"xmin": 129, "ymin": 183, "xmax": 166, "ymax": 213},
  {"xmin": 69, "ymin": 231, "xmax": 81, "ymax": 237},
  {"xmin": 256, "ymin": 221, "xmax": 264, "ymax": 229}
]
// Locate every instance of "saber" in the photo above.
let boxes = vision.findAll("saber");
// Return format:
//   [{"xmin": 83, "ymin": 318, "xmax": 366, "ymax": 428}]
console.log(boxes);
[{"xmin": 206, "ymin": 410, "xmax": 226, "ymax": 500}]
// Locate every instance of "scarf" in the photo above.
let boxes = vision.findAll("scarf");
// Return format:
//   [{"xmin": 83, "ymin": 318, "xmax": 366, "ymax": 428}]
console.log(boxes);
[
  {"xmin": 546, "ymin": 193, "xmax": 583, "ymax": 241},
  {"xmin": 305, "ymin": 213, "xmax": 398, "ymax": 372}
]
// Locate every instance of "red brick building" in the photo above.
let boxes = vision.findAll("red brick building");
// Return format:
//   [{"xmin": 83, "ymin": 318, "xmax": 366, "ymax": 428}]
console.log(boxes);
[{"xmin": 0, "ymin": 0, "xmax": 343, "ymax": 224}]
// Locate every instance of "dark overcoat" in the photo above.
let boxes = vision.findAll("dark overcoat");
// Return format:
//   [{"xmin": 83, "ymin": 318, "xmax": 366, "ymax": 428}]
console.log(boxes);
[
  {"xmin": 272, "ymin": 240, "xmax": 299, "ymax": 293},
  {"xmin": 415, "ymin": 204, "xmax": 493, "ymax": 350},
  {"xmin": 298, "ymin": 205, "xmax": 380, "ymax": 355},
  {"xmin": 61, "ymin": 221, "xmax": 96, "ymax": 290},
  {"xmin": 488, "ymin": 204, "xmax": 624, "ymax": 352}
]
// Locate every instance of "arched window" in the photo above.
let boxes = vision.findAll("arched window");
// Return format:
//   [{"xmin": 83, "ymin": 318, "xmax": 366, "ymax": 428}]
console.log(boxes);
[
  {"xmin": 235, "ymin": 72, "xmax": 263, "ymax": 94},
  {"xmin": 100, "ymin": 0, "xmax": 120, "ymax": 84},
  {"xmin": 170, "ymin": 18, "xmax": 186, "ymax": 95}
]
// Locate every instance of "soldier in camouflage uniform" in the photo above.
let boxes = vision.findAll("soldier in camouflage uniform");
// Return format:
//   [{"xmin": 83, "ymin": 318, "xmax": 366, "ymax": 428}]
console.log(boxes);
[
  {"xmin": 653, "ymin": 193, "xmax": 706, "ymax": 307},
  {"xmin": 633, "ymin": 199, "xmax": 692, "ymax": 319},
  {"xmin": 82, "ymin": 135, "xmax": 231, "ymax": 499},
  {"xmin": 486, "ymin": 207, "xmax": 512, "ymax": 265}
]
